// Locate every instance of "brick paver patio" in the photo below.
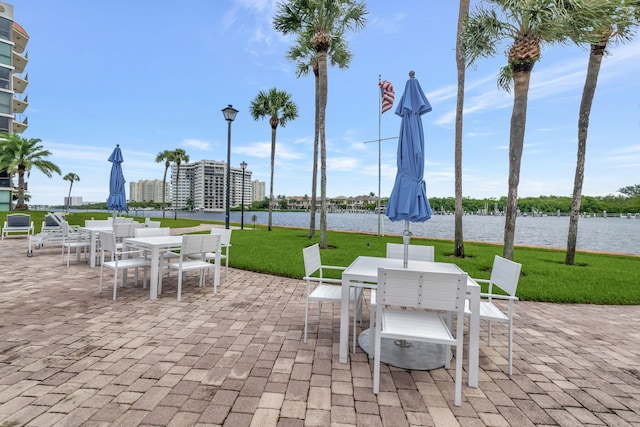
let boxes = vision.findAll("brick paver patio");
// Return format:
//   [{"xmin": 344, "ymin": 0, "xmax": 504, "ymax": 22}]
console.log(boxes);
[{"xmin": 1, "ymin": 235, "xmax": 639, "ymax": 426}]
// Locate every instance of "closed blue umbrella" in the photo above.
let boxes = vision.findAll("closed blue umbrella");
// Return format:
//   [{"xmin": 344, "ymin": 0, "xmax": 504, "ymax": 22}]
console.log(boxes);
[
  {"xmin": 106, "ymin": 144, "xmax": 127, "ymax": 217},
  {"xmin": 386, "ymin": 71, "xmax": 433, "ymax": 267}
]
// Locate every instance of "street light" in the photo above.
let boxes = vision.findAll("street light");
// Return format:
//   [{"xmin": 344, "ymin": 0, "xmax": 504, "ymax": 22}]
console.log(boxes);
[
  {"xmin": 240, "ymin": 161, "xmax": 247, "ymax": 230},
  {"xmin": 222, "ymin": 104, "xmax": 238, "ymax": 229}
]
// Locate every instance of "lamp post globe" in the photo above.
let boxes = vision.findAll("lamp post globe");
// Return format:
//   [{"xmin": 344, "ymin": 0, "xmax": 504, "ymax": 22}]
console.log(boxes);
[
  {"xmin": 222, "ymin": 104, "xmax": 238, "ymax": 229},
  {"xmin": 240, "ymin": 161, "xmax": 247, "ymax": 230}
]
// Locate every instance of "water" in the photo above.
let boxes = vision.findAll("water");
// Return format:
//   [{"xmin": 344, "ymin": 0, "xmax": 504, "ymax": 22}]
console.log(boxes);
[{"xmin": 129, "ymin": 210, "xmax": 640, "ymax": 255}]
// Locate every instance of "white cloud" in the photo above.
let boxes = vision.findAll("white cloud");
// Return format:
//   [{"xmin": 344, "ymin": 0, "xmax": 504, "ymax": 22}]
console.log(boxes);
[{"xmin": 182, "ymin": 139, "xmax": 211, "ymax": 151}]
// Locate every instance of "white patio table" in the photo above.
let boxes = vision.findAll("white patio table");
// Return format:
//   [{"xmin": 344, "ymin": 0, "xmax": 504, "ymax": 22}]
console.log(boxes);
[
  {"xmin": 340, "ymin": 255, "xmax": 480, "ymax": 387},
  {"xmin": 124, "ymin": 235, "xmax": 183, "ymax": 300},
  {"xmin": 80, "ymin": 225, "xmax": 113, "ymax": 268}
]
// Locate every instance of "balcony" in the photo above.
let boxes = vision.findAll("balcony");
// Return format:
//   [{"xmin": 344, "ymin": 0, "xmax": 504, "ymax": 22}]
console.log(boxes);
[
  {"xmin": 11, "ymin": 22, "xmax": 29, "ymax": 54},
  {"xmin": 12, "ymin": 95, "xmax": 27, "ymax": 113},
  {"xmin": 12, "ymin": 116, "xmax": 27, "ymax": 133},
  {"xmin": 12, "ymin": 50, "xmax": 27, "ymax": 74},
  {"xmin": 12, "ymin": 73, "xmax": 27, "ymax": 93}
]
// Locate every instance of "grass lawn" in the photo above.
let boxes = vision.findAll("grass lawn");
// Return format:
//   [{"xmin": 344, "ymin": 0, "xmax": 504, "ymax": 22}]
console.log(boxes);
[{"xmin": 5, "ymin": 210, "xmax": 639, "ymax": 305}]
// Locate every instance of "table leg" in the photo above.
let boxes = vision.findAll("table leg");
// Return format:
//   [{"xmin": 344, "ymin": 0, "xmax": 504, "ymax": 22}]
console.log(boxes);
[
  {"xmin": 468, "ymin": 285, "xmax": 480, "ymax": 388},
  {"xmin": 89, "ymin": 231, "xmax": 98, "ymax": 268},
  {"xmin": 214, "ymin": 250, "xmax": 220, "ymax": 293},
  {"xmin": 339, "ymin": 278, "xmax": 350, "ymax": 363},
  {"xmin": 149, "ymin": 247, "xmax": 160, "ymax": 300}
]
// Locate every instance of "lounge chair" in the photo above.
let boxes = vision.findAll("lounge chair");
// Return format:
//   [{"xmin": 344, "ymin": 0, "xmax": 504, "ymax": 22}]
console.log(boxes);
[
  {"xmin": 2, "ymin": 213, "xmax": 34, "ymax": 240},
  {"xmin": 28, "ymin": 213, "xmax": 66, "ymax": 256}
]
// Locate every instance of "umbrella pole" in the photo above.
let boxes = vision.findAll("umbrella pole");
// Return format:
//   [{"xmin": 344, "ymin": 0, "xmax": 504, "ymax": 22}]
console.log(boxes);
[{"xmin": 402, "ymin": 220, "xmax": 411, "ymax": 268}]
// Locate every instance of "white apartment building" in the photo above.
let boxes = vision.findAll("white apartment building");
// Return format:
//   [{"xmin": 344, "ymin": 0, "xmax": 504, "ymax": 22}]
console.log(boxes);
[
  {"xmin": 0, "ymin": 2, "xmax": 29, "ymax": 211},
  {"xmin": 171, "ymin": 160, "xmax": 254, "ymax": 211},
  {"xmin": 252, "ymin": 179, "xmax": 265, "ymax": 203},
  {"xmin": 129, "ymin": 179, "xmax": 169, "ymax": 203}
]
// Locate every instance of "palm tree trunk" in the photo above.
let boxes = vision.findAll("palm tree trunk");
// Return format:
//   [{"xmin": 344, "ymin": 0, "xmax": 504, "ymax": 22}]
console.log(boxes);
[
  {"xmin": 162, "ymin": 165, "xmax": 168, "ymax": 219},
  {"xmin": 566, "ymin": 40, "xmax": 606, "ymax": 265},
  {"xmin": 454, "ymin": 0, "xmax": 470, "ymax": 258},
  {"xmin": 174, "ymin": 166, "xmax": 180, "ymax": 220},
  {"xmin": 503, "ymin": 69, "xmax": 531, "ymax": 260},
  {"xmin": 309, "ymin": 69, "xmax": 320, "ymax": 238},
  {"xmin": 16, "ymin": 167, "xmax": 26, "ymax": 210},
  {"xmin": 318, "ymin": 51, "xmax": 328, "ymax": 249},
  {"xmin": 269, "ymin": 126, "xmax": 277, "ymax": 231},
  {"xmin": 67, "ymin": 183, "xmax": 73, "ymax": 213}
]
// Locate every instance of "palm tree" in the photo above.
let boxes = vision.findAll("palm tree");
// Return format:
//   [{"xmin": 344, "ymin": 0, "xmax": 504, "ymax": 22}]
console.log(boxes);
[
  {"xmin": 63, "ymin": 172, "xmax": 80, "ymax": 213},
  {"xmin": 565, "ymin": 0, "xmax": 638, "ymax": 265},
  {"xmin": 171, "ymin": 148, "xmax": 189, "ymax": 220},
  {"xmin": 155, "ymin": 150, "xmax": 175, "ymax": 218},
  {"xmin": 250, "ymin": 87, "xmax": 299, "ymax": 231},
  {"xmin": 0, "ymin": 132, "xmax": 61, "ymax": 210},
  {"xmin": 274, "ymin": 0, "xmax": 368, "ymax": 248},
  {"xmin": 454, "ymin": 0, "xmax": 471, "ymax": 258},
  {"xmin": 463, "ymin": 0, "xmax": 586, "ymax": 260},
  {"xmin": 285, "ymin": 32, "xmax": 352, "ymax": 238}
]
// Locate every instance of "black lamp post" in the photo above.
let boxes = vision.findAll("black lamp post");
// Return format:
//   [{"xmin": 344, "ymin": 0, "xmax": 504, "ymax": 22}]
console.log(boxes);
[
  {"xmin": 222, "ymin": 104, "xmax": 238, "ymax": 229},
  {"xmin": 240, "ymin": 161, "xmax": 247, "ymax": 230}
]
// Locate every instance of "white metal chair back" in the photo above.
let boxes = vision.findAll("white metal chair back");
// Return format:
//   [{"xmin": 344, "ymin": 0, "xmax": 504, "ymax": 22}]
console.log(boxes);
[
  {"xmin": 134, "ymin": 227, "xmax": 171, "ymax": 238},
  {"xmin": 181, "ymin": 234, "xmax": 220, "ymax": 260},
  {"xmin": 488, "ymin": 255, "xmax": 521, "ymax": 296},
  {"xmin": 85, "ymin": 219, "xmax": 111, "ymax": 227},
  {"xmin": 386, "ymin": 243, "xmax": 434, "ymax": 262},
  {"xmin": 146, "ymin": 220, "xmax": 161, "ymax": 228},
  {"xmin": 377, "ymin": 268, "xmax": 465, "ymax": 311},
  {"xmin": 98, "ymin": 230, "xmax": 117, "ymax": 255},
  {"xmin": 113, "ymin": 222, "xmax": 138, "ymax": 240},
  {"xmin": 210, "ymin": 228, "xmax": 231, "ymax": 246},
  {"xmin": 302, "ymin": 244, "xmax": 323, "ymax": 278},
  {"xmin": 61, "ymin": 220, "xmax": 71, "ymax": 237}
]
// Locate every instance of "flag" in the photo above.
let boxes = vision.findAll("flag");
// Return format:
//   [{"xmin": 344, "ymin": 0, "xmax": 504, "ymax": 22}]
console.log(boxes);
[{"xmin": 379, "ymin": 80, "xmax": 394, "ymax": 114}]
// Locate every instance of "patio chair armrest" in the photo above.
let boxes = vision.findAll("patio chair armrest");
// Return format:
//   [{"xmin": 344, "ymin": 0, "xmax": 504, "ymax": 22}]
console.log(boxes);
[
  {"xmin": 472, "ymin": 278, "xmax": 490, "ymax": 284},
  {"xmin": 480, "ymin": 292, "xmax": 518, "ymax": 301},
  {"xmin": 304, "ymin": 276, "xmax": 342, "ymax": 285},
  {"xmin": 118, "ymin": 248, "xmax": 147, "ymax": 257},
  {"xmin": 321, "ymin": 265, "xmax": 346, "ymax": 271}
]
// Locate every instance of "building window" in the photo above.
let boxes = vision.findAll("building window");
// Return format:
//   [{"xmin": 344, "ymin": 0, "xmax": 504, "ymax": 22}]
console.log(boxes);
[
  {"xmin": 0, "ymin": 115, "xmax": 9, "ymax": 132},
  {"xmin": 0, "ymin": 91, "xmax": 11, "ymax": 114},
  {"xmin": 0, "ymin": 18, "xmax": 10, "ymax": 42},
  {"xmin": 0, "ymin": 66, "xmax": 8, "ymax": 90},
  {"xmin": 0, "ymin": 42, "xmax": 10, "ymax": 66}
]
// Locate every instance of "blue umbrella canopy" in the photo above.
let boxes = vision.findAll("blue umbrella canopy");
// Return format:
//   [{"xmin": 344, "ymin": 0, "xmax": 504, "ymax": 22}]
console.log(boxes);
[
  {"xmin": 386, "ymin": 71, "xmax": 433, "ymax": 223},
  {"xmin": 106, "ymin": 144, "xmax": 127, "ymax": 213}
]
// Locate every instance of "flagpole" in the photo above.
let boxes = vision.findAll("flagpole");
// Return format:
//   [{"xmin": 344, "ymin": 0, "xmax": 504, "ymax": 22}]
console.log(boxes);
[{"xmin": 377, "ymin": 75, "xmax": 383, "ymax": 236}]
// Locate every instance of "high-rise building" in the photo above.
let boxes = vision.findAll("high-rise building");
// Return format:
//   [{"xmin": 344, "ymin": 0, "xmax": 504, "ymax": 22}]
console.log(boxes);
[
  {"xmin": 0, "ymin": 2, "xmax": 28, "ymax": 211},
  {"xmin": 252, "ymin": 179, "xmax": 265, "ymax": 203},
  {"xmin": 129, "ymin": 179, "xmax": 169, "ymax": 203},
  {"xmin": 170, "ymin": 160, "xmax": 253, "ymax": 211}
]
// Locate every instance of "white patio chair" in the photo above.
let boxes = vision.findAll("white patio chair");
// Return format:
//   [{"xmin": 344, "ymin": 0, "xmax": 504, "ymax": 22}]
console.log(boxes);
[
  {"xmin": 113, "ymin": 222, "xmax": 142, "ymax": 249},
  {"xmin": 386, "ymin": 243, "xmax": 435, "ymax": 262},
  {"xmin": 208, "ymin": 228, "xmax": 231, "ymax": 279},
  {"xmin": 365, "ymin": 243, "xmax": 436, "ymax": 357},
  {"xmin": 2, "ymin": 213, "xmax": 34, "ymax": 239},
  {"xmin": 84, "ymin": 219, "xmax": 111, "ymax": 228},
  {"xmin": 373, "ymin": 268, "xmax": 467, "ymax": 407},
  {"xmin": 165, "ymin": 234, "xmax": 221, "ymax": 301},
  {"xmin": 466, "ymin": 255, "xmax": 522, "ymax": 375},
  {"xmin": 98, "ymin": 231, "xmax": 151, "ymax": 300},
  {"xmin": 302, "ymin": 244, "xmax": 362, "ymax": 348},
  {"xmin": 61, "ymin": 221, "xmax": 91, "ymax": 267}
]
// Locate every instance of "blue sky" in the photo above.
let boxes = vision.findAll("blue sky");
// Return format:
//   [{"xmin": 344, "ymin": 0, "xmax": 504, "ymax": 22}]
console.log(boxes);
[{"xmin": 11, "ymin": 0, "xmax": 640, "ymax": 206}]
